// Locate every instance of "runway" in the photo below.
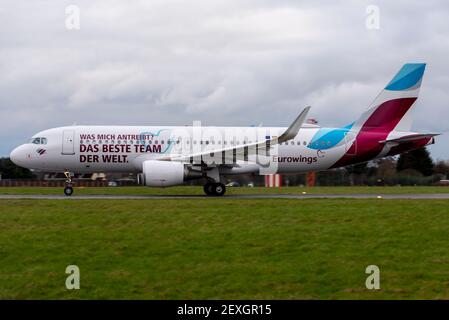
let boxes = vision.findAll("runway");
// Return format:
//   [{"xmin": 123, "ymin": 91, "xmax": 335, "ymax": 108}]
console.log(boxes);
[{"xmin": 1, "ymin": 193, "xmax": 449, "ymax": 199}]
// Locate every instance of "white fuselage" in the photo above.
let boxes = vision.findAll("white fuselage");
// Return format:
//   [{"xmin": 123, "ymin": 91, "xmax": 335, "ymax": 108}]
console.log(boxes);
[{"xmin": 10, "ymin": 125, "xmax": 351, "ymax": 175}]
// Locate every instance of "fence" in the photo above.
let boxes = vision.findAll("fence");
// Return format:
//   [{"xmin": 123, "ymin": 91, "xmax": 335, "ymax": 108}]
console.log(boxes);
[{"xmin": 0, "ymin": 180, "xmax": 109, "ymax": 187}]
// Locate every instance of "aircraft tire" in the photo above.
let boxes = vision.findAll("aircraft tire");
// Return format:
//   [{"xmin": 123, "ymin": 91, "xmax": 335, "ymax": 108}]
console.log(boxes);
[
  {"xmin": 64, "ymin": 186, "xmax": 73, "ymax": 196},
  {"xmin": 203, "ymin": 183, "xmax": 214, "ymax": 196},
  {"xmin": 212, "ymin": 183, "xmax": 226, "ymax": 196}
]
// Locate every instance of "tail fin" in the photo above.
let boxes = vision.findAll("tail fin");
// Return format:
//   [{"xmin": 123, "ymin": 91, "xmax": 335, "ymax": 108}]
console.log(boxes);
[{"xmin": 354, "ymin": 63, "xmax": 426, "ymax": 133}]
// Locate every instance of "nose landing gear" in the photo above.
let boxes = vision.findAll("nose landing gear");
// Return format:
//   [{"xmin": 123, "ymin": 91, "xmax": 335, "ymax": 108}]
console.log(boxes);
[
  {"xmin": 64, "ymin": 185, "xmax": 74, "ymax": 196},
  {"xmin": 203, "ymin": 182, "xmax": 226, "ymax": 196},
  {"xmin": 63, "ymin": 171, "xmax": 74, "ymax": 196}
]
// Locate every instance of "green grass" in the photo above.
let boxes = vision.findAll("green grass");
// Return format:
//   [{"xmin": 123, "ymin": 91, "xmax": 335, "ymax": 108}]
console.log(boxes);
[
  {"xmin": 0, "ymin": 185, "xmax": 449, "ymax": 195},
  {"xmin": 1, "ymin": 198, "xmax": 449, "ymax": 299}
]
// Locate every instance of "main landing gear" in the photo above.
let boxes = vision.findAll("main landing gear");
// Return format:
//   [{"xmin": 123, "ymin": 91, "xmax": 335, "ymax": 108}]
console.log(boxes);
[
  {"xmin": 203, "ymin": 182, "xmax": 226, "ymax": 196},
  {"xmin": 63, "ymin": 171, "xmax": 74, "ymax": 196}
]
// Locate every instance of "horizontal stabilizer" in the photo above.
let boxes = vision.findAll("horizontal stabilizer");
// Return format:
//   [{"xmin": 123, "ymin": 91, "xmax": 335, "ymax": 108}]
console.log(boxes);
[{"xmin": 379, "ymin": 133, "xmax": 439, "ymax": 144}]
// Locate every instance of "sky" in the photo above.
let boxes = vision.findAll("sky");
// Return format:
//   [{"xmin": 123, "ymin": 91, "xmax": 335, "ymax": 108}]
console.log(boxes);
[{"xmin": 1, "ymin": 0, "xmax": 449, "ymax": 159}]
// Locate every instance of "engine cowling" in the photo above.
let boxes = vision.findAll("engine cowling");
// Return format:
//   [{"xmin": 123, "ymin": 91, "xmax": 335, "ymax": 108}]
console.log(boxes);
[{"xmin": 141, "ymin": 160, "xmax": 186, "ymax": 187}]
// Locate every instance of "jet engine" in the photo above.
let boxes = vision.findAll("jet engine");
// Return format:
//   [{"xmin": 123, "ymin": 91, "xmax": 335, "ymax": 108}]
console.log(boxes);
[{"xmin": 139, "ymin": 160, "xmax": 202, "ymax": 187}]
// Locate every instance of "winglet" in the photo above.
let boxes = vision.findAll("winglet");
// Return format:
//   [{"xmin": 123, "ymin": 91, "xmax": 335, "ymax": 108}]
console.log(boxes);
[{"xmin": 278, "ymin": 106, "xmax": 311, "ymax": 143}]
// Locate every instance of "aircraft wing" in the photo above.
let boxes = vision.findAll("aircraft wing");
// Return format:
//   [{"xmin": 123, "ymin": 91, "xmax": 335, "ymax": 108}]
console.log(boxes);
[{"xmin": 160, "ymin": 106, "xmax": 311, "ymax": 163}]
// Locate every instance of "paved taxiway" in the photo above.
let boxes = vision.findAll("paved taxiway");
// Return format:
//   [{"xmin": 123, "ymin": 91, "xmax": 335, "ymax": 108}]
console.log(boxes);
[{"xmin": 1, "ymin": 194, "xmax": 449, "ymax": 199}]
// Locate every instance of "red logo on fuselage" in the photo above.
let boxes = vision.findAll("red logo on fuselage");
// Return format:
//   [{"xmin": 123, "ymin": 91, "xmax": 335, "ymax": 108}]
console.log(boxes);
[{"xmin": 36, "ymin": 148, "xmax": 46, "ymax": 155}]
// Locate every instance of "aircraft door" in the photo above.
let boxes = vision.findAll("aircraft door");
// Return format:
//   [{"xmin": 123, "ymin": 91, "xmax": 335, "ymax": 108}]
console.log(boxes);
[{"xmin": 62, "ymin": 130, "xmax": 75, "ymax": 155}]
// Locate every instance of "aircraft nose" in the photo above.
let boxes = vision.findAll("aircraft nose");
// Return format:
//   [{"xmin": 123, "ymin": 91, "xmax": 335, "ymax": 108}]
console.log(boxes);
[{"xmin": 10, "ymin": 145, "xmax": 28, "ymax": 167}]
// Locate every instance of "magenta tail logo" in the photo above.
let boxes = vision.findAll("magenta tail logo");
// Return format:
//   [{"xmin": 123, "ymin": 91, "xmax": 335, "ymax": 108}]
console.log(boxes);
[
  {"xmin": 36, "ymin": 148, "xmax": 46, "ymax": 155},
  {"xmin": 332, "ymin": 63, "xmax": 427, "ymax": 169}
]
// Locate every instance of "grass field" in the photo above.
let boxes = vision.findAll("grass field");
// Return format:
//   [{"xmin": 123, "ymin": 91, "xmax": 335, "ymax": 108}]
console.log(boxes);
[
  {"xmin": 0, "ymin": 185, "xmax": 449, "ymax": 195},
  {"xmin": 1, "ymin": 196, "xmax": 449, "ymax": 299}
]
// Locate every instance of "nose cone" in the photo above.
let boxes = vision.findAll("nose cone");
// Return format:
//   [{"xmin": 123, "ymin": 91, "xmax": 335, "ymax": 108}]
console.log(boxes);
[
  {"xmin": 10, "ymin": 147, "xmax": 20, "ymax": 165},
  {"xmin": 10, "ymin": 145, "xmax": 28, "ymax": 168}
]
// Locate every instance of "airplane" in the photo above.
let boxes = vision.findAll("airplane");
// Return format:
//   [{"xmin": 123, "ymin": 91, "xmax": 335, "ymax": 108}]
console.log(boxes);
[{"xmin": 10, "ymin": 63, "xmax": 438, "ymax": 196}]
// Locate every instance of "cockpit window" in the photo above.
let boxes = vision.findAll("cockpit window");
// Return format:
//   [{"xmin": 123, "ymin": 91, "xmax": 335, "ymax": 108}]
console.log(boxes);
[{"xmin": 30, "ymin": 137, "xmax": 47, "ymax": 144}]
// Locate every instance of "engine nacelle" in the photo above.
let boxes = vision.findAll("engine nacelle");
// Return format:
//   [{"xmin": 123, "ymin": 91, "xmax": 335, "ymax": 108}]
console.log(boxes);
[{"xmin": 141, "ymin": 160, "xmax": 186, "ymax": 187}]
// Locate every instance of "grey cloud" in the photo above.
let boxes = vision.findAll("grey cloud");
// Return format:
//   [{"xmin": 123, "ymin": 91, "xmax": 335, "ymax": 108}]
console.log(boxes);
[{"xmin": 1, "ymin": 0, "xmax": 449, "ymax": 159}]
